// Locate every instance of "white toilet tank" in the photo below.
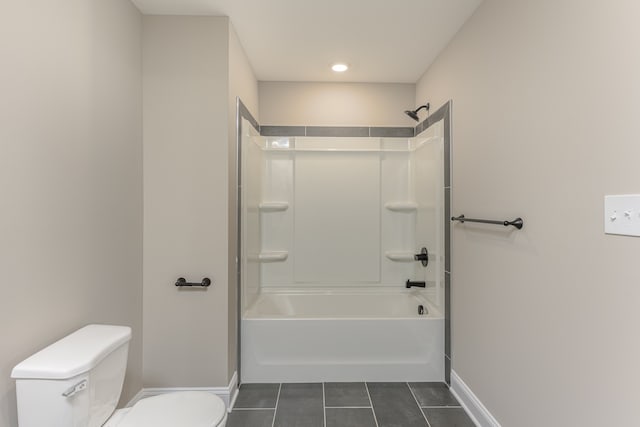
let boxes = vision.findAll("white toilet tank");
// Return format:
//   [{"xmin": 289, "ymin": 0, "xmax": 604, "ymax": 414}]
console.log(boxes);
[{"xmin": 11, "ymin": 325, "xmax": 132, "ymax": 427}]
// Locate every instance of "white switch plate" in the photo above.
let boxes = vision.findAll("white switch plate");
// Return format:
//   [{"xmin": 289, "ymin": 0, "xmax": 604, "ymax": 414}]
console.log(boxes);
[{"xmin": 604, "ymin": 194, "xmax": 640, "ymax": 237}]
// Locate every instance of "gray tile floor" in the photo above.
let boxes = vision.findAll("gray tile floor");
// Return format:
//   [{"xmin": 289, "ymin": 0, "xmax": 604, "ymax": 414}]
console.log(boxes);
[{"xmin": 228, "ymin": 382, "xmax": 475, "ymax": 427}]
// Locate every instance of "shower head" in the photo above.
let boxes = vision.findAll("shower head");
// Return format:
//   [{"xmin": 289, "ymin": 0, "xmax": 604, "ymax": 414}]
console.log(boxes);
[
  {"xmin": 404, "ymin": 110, "xmax": 420, "ymax": 121},
  {"xmin": 404, "ymin": 103, "xmax": 430, "ymax": 122}
]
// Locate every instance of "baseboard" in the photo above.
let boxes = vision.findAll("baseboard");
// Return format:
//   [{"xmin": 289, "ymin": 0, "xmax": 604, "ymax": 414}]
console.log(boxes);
[
  {"xmin": 450, "ymin": 370, "xmax": 502, "ymax": 427},
  {"xmin": 127, "ymin": 371, "xmax": 238, "ymax": 413}
]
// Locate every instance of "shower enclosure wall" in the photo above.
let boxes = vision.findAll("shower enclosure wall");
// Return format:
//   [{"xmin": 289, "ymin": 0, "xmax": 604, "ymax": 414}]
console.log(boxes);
[{"xmin": 239, "ymin": 115, "xmax": 446, "ymax": 383}]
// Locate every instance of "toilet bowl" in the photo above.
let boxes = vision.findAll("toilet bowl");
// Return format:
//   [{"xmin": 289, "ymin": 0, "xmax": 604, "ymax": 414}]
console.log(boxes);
[
  {"xmin": 11, "ymin": 325, "xmax": 227, "ymax": 427},
  {"xmin": 105, "ymin": 392, "xmax": 227, "ymax": 427}
]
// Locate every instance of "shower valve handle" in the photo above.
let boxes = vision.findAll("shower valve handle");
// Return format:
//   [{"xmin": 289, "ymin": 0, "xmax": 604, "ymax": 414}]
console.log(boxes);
[{"xmin": 414, "ymin": 247, "xmax": 429, "ymax": 267}]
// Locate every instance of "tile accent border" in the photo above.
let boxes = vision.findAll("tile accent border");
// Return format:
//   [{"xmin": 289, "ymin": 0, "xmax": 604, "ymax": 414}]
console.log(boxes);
[
  {"xmin": 260, "ymin": 125, "xmax": 305, "ymax": 136},
  {"xmin": 450, "ymin": 370, "xmax": 502, "ymax": 427},
  {"xmin": 260, "ymin": 125, "xmax": 415, "ymax": 138},
  {"xmin": 307, "ymin": 126, "xmax": 369, "ymax": 137},
  {"xmin": 126, "ymin": 371, "xmax": 239, "ymax": 413},
  {"xmin": 416, "ymin": 101, "xmax": 452, "ymax": 187},
  {"xmin": 238, "ymin": 100, "xmax": 260, "ymax": 133},
  {"xmin": 370, "ymin": 126, "xmax": 415, "ymax": 137}
]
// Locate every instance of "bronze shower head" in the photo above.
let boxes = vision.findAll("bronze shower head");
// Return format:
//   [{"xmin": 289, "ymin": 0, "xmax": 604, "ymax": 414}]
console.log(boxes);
[{"xmin": 404, "ymin": 103, "xmax": 430, "ymax": 121}]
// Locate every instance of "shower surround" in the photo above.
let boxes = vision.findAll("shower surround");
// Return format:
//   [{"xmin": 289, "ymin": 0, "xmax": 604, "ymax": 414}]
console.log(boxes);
[{"xmin": 237, "ymin": 108, "xmax": 447, "ymax": 383}]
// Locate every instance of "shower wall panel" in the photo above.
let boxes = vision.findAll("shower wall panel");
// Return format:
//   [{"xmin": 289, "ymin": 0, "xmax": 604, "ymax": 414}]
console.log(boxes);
[
  {"xmin": 241, "ymin": 122, "xmax": 264, "ymax": 311},
  {"xmin": 380, "ymin": 151, "xmax": 415, "ymax": 284},
  {"xmin": 294, "ymin": 152, "xmax": 381, "ymax": 283},
  {"xmin": 261, "ymin": 151, "xmax": 294, "ymax": 285},
  {"xmin": 252, "ymin": 137, "xmax": 436, "ymax": 289},
  {"xmin": 413, "ymin": 121, "xmax": 445, "ymax": 308}
]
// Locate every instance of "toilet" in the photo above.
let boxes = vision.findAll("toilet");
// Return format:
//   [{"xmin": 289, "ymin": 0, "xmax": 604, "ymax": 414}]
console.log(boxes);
[{"xmin": 11, "ymin": 324, "xmax": 227, "ymax": 427}]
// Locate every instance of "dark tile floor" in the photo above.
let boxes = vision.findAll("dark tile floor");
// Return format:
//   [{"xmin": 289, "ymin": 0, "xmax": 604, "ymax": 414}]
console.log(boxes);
[{"xmin": 228, "ymin": 382, "xmax": 475, "ymax": 427}]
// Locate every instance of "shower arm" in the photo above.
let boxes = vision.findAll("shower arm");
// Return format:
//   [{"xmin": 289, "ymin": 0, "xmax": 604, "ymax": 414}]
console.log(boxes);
[{"xmin": 414, "ymin": 104, "xmax": 429, "ymax": 115}]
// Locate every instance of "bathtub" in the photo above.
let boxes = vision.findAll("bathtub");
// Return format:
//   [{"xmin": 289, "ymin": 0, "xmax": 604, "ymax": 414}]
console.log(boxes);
[{"xmin": 241, "ymin": 290, "xmax": 444, "ymax": 383}]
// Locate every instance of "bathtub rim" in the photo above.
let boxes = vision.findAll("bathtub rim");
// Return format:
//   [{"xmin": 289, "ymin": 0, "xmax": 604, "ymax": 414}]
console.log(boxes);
[{"xmin": 243, "ymin": 288, "xmax": 443, "ymax": 320}]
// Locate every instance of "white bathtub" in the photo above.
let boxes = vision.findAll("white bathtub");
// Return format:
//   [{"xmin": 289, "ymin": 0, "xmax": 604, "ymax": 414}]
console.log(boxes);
[{"xmin": 241, "ymin": 291, "xmax": 444, "ymax": 383}]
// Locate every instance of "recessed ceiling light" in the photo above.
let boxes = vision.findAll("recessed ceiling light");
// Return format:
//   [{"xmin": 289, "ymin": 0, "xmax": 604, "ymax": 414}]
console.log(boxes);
[{"xmin": 331, "ymin": 63, "xmax": 349, "ymax": 72}]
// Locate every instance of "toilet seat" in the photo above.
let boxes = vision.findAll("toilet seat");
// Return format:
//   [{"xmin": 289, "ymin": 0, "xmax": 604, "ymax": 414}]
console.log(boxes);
[{"xmin": 108, "ymin": 392, "xmax": 227, "ymax": 427}]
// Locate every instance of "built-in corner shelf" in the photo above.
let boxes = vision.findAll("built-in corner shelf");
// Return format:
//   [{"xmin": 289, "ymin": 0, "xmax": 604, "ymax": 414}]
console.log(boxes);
[
  {"xmin": 258, "ymin": 251, "xmax": 289, "ymax": 263},
  {"xmin": 259, "ymin": 202, "xmax": 289, "ymax": 212},
  {"xmin": 384, "ymin": 251, "xmax": 415, "ymax": 262},
  {"xmin": 384, "ymin": 202, "xmax": 418, "ymax": 212}
]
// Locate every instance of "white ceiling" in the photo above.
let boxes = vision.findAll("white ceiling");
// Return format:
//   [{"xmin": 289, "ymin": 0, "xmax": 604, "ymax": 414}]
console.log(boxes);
[{"xmin": 132, "ymin": 0, "xmax": 483, "ymax": 83}]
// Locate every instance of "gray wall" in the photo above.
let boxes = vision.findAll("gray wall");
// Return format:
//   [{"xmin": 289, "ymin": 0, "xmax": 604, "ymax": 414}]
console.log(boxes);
[
  {"xmin": 416, "ymin": 1, "xmax": 640, "ymax": 425},
  {"xmin": 259, "ymin": 82, "xmax": 416, "ymax": 126},
  {"xmin": 0, "ymin": 1, "xmax": 143, "ymax": 425}
]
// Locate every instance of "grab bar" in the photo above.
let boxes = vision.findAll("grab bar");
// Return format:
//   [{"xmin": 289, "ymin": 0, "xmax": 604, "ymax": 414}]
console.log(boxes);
[
  {"xmin": 175, "ymin": 277, "xmax": 212, "ymax": 288},
  {"xmin": 451, "ymin": 215, "xmax": 523, "ymax": 230}
]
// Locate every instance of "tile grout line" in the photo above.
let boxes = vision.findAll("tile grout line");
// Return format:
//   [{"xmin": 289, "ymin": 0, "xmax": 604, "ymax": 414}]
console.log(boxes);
[
  {"xmin": 364, "ymin": 382, "xmax": 380, "ymax": 427},
  {"xmin": 422, "ymin": 406, "xmax": 462, "ymax": 409},
  {"xmin": 270, "ymin": 383, "xmax": 282, "ymax": 427},
  {"xmin": 407, "ymin": 382, "xmax": 432, "ymax": 427},
  {"xmin": 322, "ymin": 382, "xmax": 327, "ymax": 427},
  {"xmin": 233, "ymin": 407, "xmax": 277, "ymax": 411},
  {"xmin": 325, "ymin": 406, "xmax": 372, "ymax": 409}
]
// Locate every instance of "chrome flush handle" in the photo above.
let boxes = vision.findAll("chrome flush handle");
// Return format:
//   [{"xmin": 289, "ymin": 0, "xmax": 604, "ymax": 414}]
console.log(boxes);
[{"xmin": 62, "ymin": 379, "xmax": 87, "ymax": 397}]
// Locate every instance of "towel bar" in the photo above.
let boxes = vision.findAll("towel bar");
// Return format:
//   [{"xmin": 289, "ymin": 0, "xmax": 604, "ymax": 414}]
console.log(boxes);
[{"xmin": 451, "ymin": 215, "xmax": 523, "ymax": 230}]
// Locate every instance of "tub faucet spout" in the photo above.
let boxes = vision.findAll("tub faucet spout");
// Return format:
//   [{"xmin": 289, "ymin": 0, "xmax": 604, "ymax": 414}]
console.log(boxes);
[{"xmin": 406, "ymin": 280, "xmax": 426, "ymax": 288}]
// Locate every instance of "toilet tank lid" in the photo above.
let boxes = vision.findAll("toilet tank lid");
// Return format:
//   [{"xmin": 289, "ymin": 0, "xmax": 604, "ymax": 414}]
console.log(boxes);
[{"xmin": 11, "ymin": 324, "xmax": 131, "ymax": 380}]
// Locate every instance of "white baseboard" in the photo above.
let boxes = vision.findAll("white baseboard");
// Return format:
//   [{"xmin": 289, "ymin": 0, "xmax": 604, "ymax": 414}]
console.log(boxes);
[
  {"xmin": 127, "ymin": 371, "xmax": 238, "ymax": 413},
  {"xmin": 450, "ymin": 370, "xmax": 501, "ymax": 427}
]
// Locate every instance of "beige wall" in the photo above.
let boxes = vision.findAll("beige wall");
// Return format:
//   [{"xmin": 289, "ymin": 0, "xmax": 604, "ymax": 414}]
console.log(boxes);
[
  {"xmin": 143, "ymin": 16, "xmax": 254, "ymax": 387},
  {"xmin": 229, "ymin": 25, "xmax": 259, "ymax": 123},
  {"xmin": 417, "ymin": 1, "xmax": 640, "ymax": 425},
  {"xmin": 0, "ymin": 1, "xmax": 143, "ymax": 425},
  {"xmin": 227, "ymin": 23, "xmax": 259, "ymax": 380},
  {"xmin": 259, "ymin": 82, "xmax": 416, "ymax": 126}
]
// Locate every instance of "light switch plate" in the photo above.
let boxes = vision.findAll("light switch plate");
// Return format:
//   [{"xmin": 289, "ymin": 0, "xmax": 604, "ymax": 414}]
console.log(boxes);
[{"xmin": 604, "ymin": 194, "xmax": 640, "ymax": 237}]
